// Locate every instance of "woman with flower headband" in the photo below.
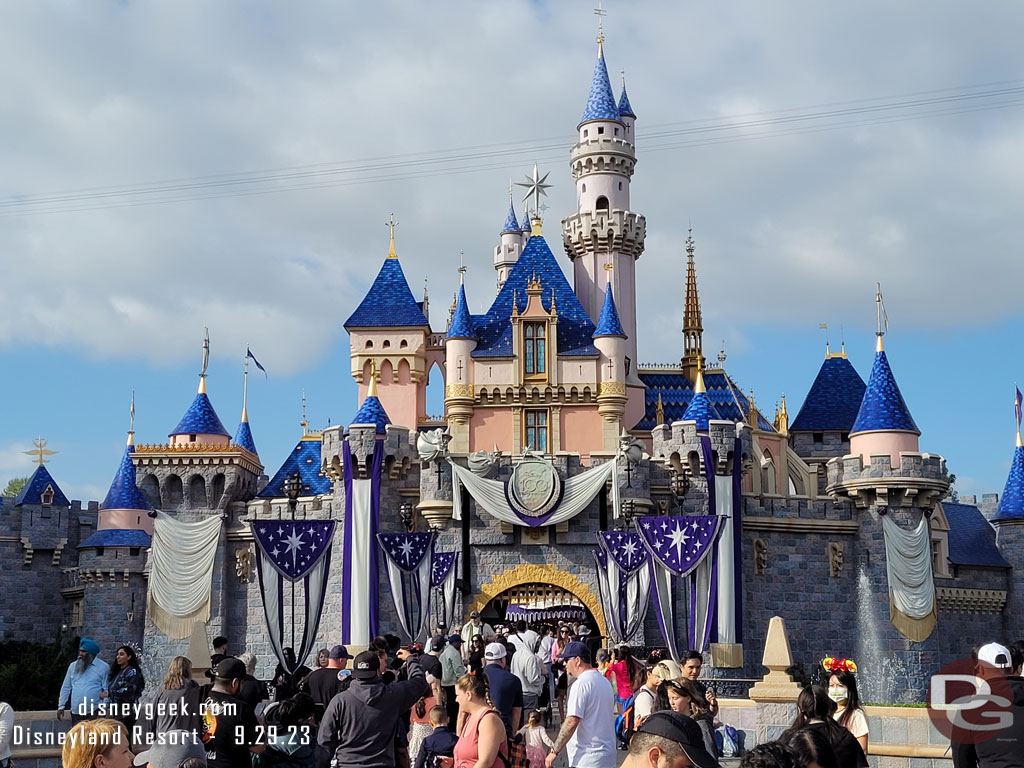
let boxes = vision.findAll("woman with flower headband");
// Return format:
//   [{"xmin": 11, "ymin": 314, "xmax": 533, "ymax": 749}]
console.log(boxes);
[{"xmin": 822, "ymin": 657, "xmax": 868, "ymax": 753}]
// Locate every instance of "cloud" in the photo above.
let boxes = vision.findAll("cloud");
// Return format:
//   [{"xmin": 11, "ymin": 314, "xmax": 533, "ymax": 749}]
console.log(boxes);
[
  {"xmin": 0, "ymin": 0, "xmax": 1022, "ymax": 377},
  {"xmin": 0, "ymin": 442, "xmax": 36, "ymax": 483}
]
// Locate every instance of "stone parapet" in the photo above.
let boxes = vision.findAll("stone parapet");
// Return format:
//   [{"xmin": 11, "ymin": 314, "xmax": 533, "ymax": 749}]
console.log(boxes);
[
  {"xmin": 562, "ymin": 209, "xmax": 646, "ymax": 260},
  {"xmin": 827, "ymin": 451, "xmax": 948, "ymax": 509},
  {"xmin": 651, "ymin": 419, "xmax": 751, "ymax": 478}
]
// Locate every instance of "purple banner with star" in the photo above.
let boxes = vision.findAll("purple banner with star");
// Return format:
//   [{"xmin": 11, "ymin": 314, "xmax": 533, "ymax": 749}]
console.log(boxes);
[
  {"xmin": 594, "ymin": 532, "xmax": 652, "ymax": 643},
  {"xmin": 253, "ymin": 520, "xmax": 336, "ymax": 678},
  {"xmin": 431, "ymin": 550, "xmax": 459, "ymax": 633},
  {"xmin": 636, "ymin": 515, "xmax": 722, "ymax": 577},
  {"xmin": 378, "ymin": 531, "xmax": 435, "ymax": 642}
]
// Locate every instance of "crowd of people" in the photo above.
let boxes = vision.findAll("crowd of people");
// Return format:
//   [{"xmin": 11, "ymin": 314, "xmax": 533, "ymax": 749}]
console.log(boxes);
[{"xmin": 7, "ymin": 628, "xmax": 1020, "ymax": 768}]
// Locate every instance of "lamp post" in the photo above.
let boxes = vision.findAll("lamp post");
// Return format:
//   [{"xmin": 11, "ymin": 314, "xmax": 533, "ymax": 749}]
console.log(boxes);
[
  {"xmin": 620, "ymin": 498, "xmax": 637, "ymax": 531},
  {"xmin": 670, "ymin": 467, "xmax": 690, "ymax": 499},
  {"xmin": 400, "ymin": 502, "xmax": 414, "ymax": 532}
]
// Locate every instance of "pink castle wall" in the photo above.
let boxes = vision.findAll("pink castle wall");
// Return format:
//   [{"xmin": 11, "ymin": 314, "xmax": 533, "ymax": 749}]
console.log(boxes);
[
  {"xmin": 470, "ymin": 409, "xmax": 515, "ymax": 454},
  {"xmin": 561, "ymin": 407, "xmax": 605, "ymax": 456}
]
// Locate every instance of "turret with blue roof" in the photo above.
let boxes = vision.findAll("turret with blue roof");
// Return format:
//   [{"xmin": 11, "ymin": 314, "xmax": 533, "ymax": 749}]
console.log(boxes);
[
  {"xmin": 790, "ymin": 343, "xmax": 867, "ymax": 434},
  {"xmin": 15, "ymin": 463, "xmax": 70, "ymax": 507},
  {"xmin": 447, "ymin": 281, "xmax": 475, "ymax": 341},
  {"xmin": 81, "ymin": 419, "xmax": 154, "ymax": 547},
  {"xmin": 502, "ymin": 197, "xmax": 521, "ymax": 235},
  {"xmin": 679, "ymin": 362, "xmax": 721, "ymax": 431},
  {"xmin": 579, "ymin": 30, "xmax": 621, "ymax": 127},
  {"xmin": 617, "ymin": 77, "xmax": 635, "ymax": 119},
  {"xmin": 993, "ymin": 391, "xmax": 1024, "ymax": 522},
  {"xmin": 347, "ymin": 361, "xmax": 392, "ymax": 436},
  {"xmin": 259, "ymin": 401, "xmax": 333, "ymax": 499},
  {"xmin": 233, "ymin": 362, "xmax": 258, "ymax": 456},
  {"xmin": 344, "ymin": 223, "xmax": 429, "ymax": 330},
  {"xmin": 593, "ymin": 282, "xmax": 626, "ymax": 338}
]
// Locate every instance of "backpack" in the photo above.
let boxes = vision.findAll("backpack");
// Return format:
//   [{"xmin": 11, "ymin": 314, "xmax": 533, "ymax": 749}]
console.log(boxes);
[{"xmin": 614, "ymin": 691, "xmax": 638, "ymax": 745}]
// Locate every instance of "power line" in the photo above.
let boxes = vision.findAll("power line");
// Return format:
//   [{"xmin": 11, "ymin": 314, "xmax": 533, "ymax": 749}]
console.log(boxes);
[{"xmin": 2, "ymin": 79, "xmax": 1022, "ymax": 217}]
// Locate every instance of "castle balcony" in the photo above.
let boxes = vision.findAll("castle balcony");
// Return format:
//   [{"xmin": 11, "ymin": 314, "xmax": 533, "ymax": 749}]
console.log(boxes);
[
  {"xmin": 132, "ymin": 442, "xmax": 263, "ymax": 475},
  {"xmin": 651, "ymin": 419, "xmax": 752, "ymax": 478},
  {"xmin": 826, "ymin": 451, "xmax": 948, "ymax": 509},
  {"xmin": 321, "ymin": 423, "xmax": 414, "ymax": 482},
  {"xmin": 569, "ymin": 136, "xmax": 637, "ymax": 179},
  {"xmin": 562, "ymin": 209, "xmax": 646, "ymax": 260}
]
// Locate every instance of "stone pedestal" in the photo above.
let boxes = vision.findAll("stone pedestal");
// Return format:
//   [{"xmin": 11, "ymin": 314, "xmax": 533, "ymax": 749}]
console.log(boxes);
[
  {"xmin": 418, "ymin": 500, "xmax": 454, "ymax": 530},
  {"xmin": 748, "ymin": 616, "xmax": 802, "ymax": 744}
]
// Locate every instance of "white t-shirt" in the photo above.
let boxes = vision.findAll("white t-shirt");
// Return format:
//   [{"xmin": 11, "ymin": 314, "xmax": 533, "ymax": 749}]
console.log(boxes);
[
  {"xmin": 835, "ymin": 707, "xmax": 869, "ymax": 739},
  {"xmin": 565, "ymin": 667, "xmax": 616, "ymax": 768}
]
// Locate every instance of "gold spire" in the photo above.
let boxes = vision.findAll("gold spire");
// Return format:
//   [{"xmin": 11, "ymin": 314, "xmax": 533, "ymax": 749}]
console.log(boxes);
[
  {"xmin": 747, "ymin": 390, "xmax": 759, "ymax": 427},
  {"xmin": 241, "ymin": 360, "xmax": 249, "ymax": 424},
  {"xmin": 778, "ymin": 394, "xmax": 789, "ymax": 436},
  {"xmin": 511, "ymin": 289, "xmax": 519, "ymax": 318},
  {"xmin": 655, "ymin": 393, "xmax": 665, "ymax": 426},
  {"xmin": 876, "ymin": 334, "xmax": 885, "ymax": 353},
  {"xmin": 681, "ymin": 227, "xmax": 704, "ymax": 381},
  {"xmin": 594, "ymin": 4, "xmax": 606, "ymax": 57},
  {"xmin": 694, "ymin": 355, "xmax": 706, "ymax": 394},
  {"xmin": 367, "ymin": 359, "xmax": 379, "ymax": 398},
  {"xmin": 604, "ymin": 261, "xmax": 613, "ymax": 285},
  {"xmin": 386, "ymin": 214, "xmax": 398, "ymax": 259}
]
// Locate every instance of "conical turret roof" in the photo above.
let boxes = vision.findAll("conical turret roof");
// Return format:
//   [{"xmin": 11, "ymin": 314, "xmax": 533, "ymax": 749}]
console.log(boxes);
[
  {"xmin": 850, "ymin": 346, "xmax": 919, "ymax": 435},
  {"xmin": 502, "ymin": 200, "xmax": 520, "ymax": 234},
  {"xmin": 580, "ymin": 43, "xmax": 621, "ymax": 126},
  {"xmin": 15, "ymin": 464, "xmax": 70, "ymax": 506},
  {"xmin": 447, "ymin": 282, "xmax": 475, "ymax": 340},
  {"xmin": 100, "ymin": 444, "xmax": 152, "ymax": 513},
  {"xmin": 593, "ymin": 283, "xmax": 626, "ymax": 338},
  {"xmin": 791, "ymin": 355, "xmax": 867, "ymax": 432},
  {"xmin": 170, "ymin": 392, "xmax": 230, "ymax": 437},
  {"xmin": 343, "ymin": 237, "xmax": 429, "ymax": 329},
  {"xmin": 680, "ymin": 370, "xmax": 720, "ymax": 430},
  {"xmin": 994, "ymin": 446, "xmax": 1024, "ymax": 521},
  {"xmin": 234, "ymin": 421, "xmax": 257, "ymax": 454},
  {"xmin": 618, "ymin": 84, "xmax": 635, "ymax": 118}
]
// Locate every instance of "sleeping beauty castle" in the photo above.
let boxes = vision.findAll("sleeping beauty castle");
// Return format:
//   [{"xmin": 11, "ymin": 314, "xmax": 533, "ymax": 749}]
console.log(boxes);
[{"xmin": 2, "ymin": 29, "xmax": 1023, "ymax": 703}]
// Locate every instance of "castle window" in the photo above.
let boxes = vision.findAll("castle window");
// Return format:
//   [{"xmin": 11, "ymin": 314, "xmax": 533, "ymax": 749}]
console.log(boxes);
[
  {"xmin": 598, "ymin": 126, "xmax": 605, "ymax": 135},
  {"xmin": 41, "ymin": 486, "xmax": 54, "ymax": 506},
  {"xmin": 96, "ymin": 547, "xmax": 105, "ymax": 556},
  {"xmin": 596, "ymin": 196, "xmax": 609, "ymax": 211},
  {"xmin": 583, "ymin": 129, "xmax": 589, "ymax": 137},
  {"xmin": 813, "ymin": 432, "xmax": 823, "ymax": 444},
  {"xmin": 129, "ymin": 547, "xmax": 140, "ymax": 557},
  {"xmin": 383, "ymin": 340, "xmax": 391, "ymax": 348},
  {"xmin": 618, "ymin": 181, "xmax": 623, "ymax": 190},
  {"xmin": 614, "ymin": 127, "xmax": 619, "ymax": 136},
  {"xmin": 71, "ymin": 600, "xmax": 83, "ymax": 628},
  {"xmin": 841, "ymin": 432, "xmax": 849, "ymax": 443},
  {"xmin": 582, "ymin": 183, "xmax": 586, "ymax": 193},
  {"xmin": 525, "ymin": 410, "xmax": 549, "ymax": 453},
  {"xmin": 400, "ymin": 339, "xmax": 408, "ymax": 348},
  {"xmin": 524, "ymin": 323, "xmax": 546, "ymax": 376},
  {"xmin": 365, "ymin": 340, "xmax": 373, "ymax": 348}
]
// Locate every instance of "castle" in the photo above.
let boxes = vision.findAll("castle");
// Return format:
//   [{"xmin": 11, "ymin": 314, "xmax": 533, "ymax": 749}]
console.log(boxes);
[{"xmin": 2, "ymin": 29, "xmax": 1022, "ymax": 703}]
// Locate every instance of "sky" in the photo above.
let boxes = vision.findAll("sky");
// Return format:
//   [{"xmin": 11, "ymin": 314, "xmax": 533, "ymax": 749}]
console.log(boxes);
[{"xmin": 0, "ymin": 1, "xmax": 1022, "ymax": 503}]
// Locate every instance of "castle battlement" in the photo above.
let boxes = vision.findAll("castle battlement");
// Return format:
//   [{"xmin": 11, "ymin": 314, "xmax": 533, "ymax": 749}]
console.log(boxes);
[
  {"xmin": 826, "ymin": 450, "xmax": 948, "ymax": 509},
  {"xmin": 321, "ymin": 423, "xmax": 415, "ymax": 482},
  {"xmin": 651, "ymin": 419, "xmax": 751, "ymax": 476},
  {"xmin": 562, "ymin": 209, "xmax": 646, "ymax": 260}
]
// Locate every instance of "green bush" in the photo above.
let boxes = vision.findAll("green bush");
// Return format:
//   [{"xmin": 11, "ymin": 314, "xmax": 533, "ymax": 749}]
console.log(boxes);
[{"xmin": 0, "ymin": 633, "xmax": 80, "ymax": 711}]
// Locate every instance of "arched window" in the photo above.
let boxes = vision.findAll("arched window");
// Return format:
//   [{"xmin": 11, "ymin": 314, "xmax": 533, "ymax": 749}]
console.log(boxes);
[
  {"xmin": 400, "ymin": 339, "xmax": 408, "ymax": 348},
  {"xmin": 165, "ymin": 475, "xmax": 183, "ymax": 508},
  {"xmin": 596, "ymin": 196, "xmax": 609, "ymax": 211},
  {"xmin": 383, "ymin": 340, "xmax": 391, "ymax": 349},
  {"xmin": 524, "ymin": 323, "xmax": 546, "ymax": 376},
  {"xmin": 141, "ymin": 475, "xmax": 160, "ymax": 509},
  {"xmin": 189, "ymin": 475, "xmax": 208, "ymax": 508},
  {"xmin": 761, "ymin": 449, "xmax": 777, "ymax": 495}
]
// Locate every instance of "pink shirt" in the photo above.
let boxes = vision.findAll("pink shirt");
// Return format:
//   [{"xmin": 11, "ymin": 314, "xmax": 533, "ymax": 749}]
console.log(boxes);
[
  {"xmin": 454, "ymin": 708, "xmax": 508, "ymax": 768},
  {"xmin": 607, "ymin": 660, "xmax": 634, "ymax": 699}
]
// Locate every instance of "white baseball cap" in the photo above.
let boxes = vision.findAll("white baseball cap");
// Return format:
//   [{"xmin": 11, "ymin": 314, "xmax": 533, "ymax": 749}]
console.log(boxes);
[
  {"xmin": 484, "ymin": 642, "xmax": 507, "ymax": 660},
  {"xmin": 977, "ymin": 642, "xmax": 1012, "ymax": 669}
]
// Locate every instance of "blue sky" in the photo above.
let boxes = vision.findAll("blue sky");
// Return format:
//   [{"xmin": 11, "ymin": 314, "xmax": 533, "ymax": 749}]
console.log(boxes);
[{"xmin": 0, "ymin": 1, "xmax": 1022, "ymax": 503}]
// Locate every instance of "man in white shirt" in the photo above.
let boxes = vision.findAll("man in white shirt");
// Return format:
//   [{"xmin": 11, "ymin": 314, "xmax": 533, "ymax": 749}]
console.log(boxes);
[
  {"xmin": 511, "ymin": 634, "xmax": 545, "ymax": 725},
  {"xmin": 459, "ymin": 611, "xmax": 495, "ymax": 660},
  {"xmin": 508, "ymin": 620, "xmax": 540, "ymax": 655},
  {"xmin": 545, "ymin": 642, "xmax": 615, "ymax": 768}
]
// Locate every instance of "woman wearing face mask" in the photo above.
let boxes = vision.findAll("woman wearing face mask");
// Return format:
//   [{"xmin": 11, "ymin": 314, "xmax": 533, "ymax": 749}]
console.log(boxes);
[{"xmin": 822, "ymin": 657, "xmax": 868, "ymax": 753}]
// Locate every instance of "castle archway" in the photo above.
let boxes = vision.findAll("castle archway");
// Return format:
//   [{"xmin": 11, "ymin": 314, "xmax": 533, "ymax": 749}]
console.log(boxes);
[{"xmin": 468, "ymin": 563, "xmax": 606, "ymax": 639}]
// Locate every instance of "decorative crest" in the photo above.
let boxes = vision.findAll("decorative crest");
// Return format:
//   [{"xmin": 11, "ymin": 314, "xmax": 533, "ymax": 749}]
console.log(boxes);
[{"xmin": 25, "ymin": 437, "xmax": 56, "ymax": 466}]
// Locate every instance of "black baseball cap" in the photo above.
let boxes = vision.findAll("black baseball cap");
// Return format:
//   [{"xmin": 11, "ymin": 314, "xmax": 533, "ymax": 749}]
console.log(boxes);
[
  {"xmin": 352, "ymin": 650, "xmax": 381, "ymax": 679},
  {"xmin": 213, "ymin": 658, "xmax": 247, "ymax": 680},
  {"xmin": 329, "ymin": 645, "xmax": 351, "ymax": 660},
  {"xmin": 430, "ymin": 635, "xmax": 446, "ymax": 653},
  {"xmin": 636, "ymin": 711, "xmax": 719, "ymax": 768},
  {"xmin": 556, "ymin": 641, "xmax": 591, "ymax": 663}
]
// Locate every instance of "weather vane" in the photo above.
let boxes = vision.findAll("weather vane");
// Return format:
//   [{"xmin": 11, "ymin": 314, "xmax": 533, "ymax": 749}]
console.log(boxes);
[
  {"xmin": 876, "ymin": 282, "xmax": 888, "ymax": 338},
  {"xmin": 200, "ymin": 327, "xmax": 210, "ymax": 378},
  {"xmin": 515, "ymin": 164, "xmax": 552, "ymax": 216},
  {"xmin": 594, "ymin": 4, "xmax": 606, "ymax": 45},
  {"xmin": 25, "ymin": 437, "xmax": 56, "ymax": 466},
  {"xmin": 458, "ymin": 250, "xmax": 467, "ymax": 281}
]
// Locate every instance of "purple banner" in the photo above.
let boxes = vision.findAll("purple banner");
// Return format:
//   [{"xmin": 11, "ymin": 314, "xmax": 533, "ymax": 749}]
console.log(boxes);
[
  {"xmin": 432, "ymin": 550, "xmax": 457, "ymax": 587},
  {"xmin": 636, "ymin": 515, "xmax": 722, "ymax": 577},
  {"xmin": 379, "ymin": 532, "xmax": 433, "ymax": 572},
  {"xmin": 598, "ymin": 530, "xmax": 649, "ymax": 574},
  {"xmin": 253, "ymin": 520, "xmax": 335, "ymax": 581}
]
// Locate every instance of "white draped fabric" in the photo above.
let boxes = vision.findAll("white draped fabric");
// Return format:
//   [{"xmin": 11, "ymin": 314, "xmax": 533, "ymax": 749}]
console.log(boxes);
[
  {"xmin": 347, "ymin": 479, "xmax": 374, "ymax": 646},
  {"xmin": 621, "ymin": 559, "xmax": 651, "ymax": 640},
  {"xmin": 450, "ymin": 459, "xmax": 616, "ymax": 526},
  {"xmin": 148, "ymin": 513, "xmax": 223, "ymax": 638},
  {"xmin": 594, "ymin": 553, "xmax": 621, "ymax": 644},
  {"xmin": 881, "ymin": 515, "xmax": 935, "ymax": 619},
  {"xmin": 714, "ymin": 475, "xmax": 737, "ymax": 644}
]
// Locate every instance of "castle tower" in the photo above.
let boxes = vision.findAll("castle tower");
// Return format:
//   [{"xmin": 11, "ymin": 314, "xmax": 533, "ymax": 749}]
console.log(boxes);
[
  {"xmin": 445, "ymin": 274, "xmax": 477, "ymax": 453},
  {"xmin": 847, "ymin": 334, "xmax": 920, "ymax": 467},
  {"xmin": 593, "ymin": 268, "xmax": 627, "ymax": 450},
  {"xmin": 679, "ymin": 361, "xmax": 720, "ymax": 431},
  {"xmin": 681, "ymin": 230, "xmax": 703, "ymax": 382},
  {"xmin": 344, "ymin": 222, "xmax": 431, "ymax": 431},
  {"xmin": 97, "ymin": 427, "xmax": 154, "ymax": 534},
  {"xmin": 494, "ymin": 194, "xmax": 524, "ymax": 292},
  {"xmin": 992, "ymin": 397, "xmax": 1024, "ymax": 622},
  {"xmin": 562, "ymin": 30, "xmax": 647, "ymax": 423},
  {"xmin": 233, "ymin": 363, "xmax": 259, "ymax": 457}
]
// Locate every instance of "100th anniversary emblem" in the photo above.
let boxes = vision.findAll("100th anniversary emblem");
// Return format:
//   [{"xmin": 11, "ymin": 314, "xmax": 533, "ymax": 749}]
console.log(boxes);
[{"xmin": 506, "ymin": 453, "xmax": 562, "ymax": 520}]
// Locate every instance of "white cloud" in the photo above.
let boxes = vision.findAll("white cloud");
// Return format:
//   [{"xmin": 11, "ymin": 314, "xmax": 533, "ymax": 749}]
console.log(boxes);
[{"xmin": 0, "ymin": 0, "xmax": 1022, "ymax": 376}]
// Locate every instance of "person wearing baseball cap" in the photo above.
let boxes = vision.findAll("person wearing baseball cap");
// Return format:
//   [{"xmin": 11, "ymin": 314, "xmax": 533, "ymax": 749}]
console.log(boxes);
[
  {"xmin": 621, "ymin": 711, "xmax": 720, "ymax": 768},
  {"xmin": 952, "ymin": 641, "xmax": 1024, "ymax": 768},
  {"xmin": 57, "ymin": 638, "xmax": 110, "ymax": 723},
  {"xmin": 545, "ymin": 641, "xmax": 615, "ymax": 768},
  {"xmin": 460, "ymin": 611, "xmax": 496, "ymax": 660},
  {"xmin": 318, "ymin": 645, "xmax": 430, "ymax": 767},
  {"xmin": 202, "ymin": 658, "xmax": 265, "ymax": 768},
  {"xmin": 299, "ymin": 645, "xmax": 353, "ymax": 718},
  {"xmin": 482, "ymin": 642, "xmax": 524, "ymax": 735},
  {"xmin": 133, "ymin": 730, "xmax": 207, "ymax": 768}
]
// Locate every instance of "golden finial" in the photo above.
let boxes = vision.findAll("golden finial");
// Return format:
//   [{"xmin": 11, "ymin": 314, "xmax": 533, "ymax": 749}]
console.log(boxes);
[
  {"xmin": 820, "ymin": 323, "xmax": 830, "ymax": 357},
  {"xmin": 549, "ymin": 287, "xmax": 556, "ymax": 314},
  {"xmin": 604, "ymin": 261, "xmax": 613, "ymax": 285},
  {"xmin": 25, "ymin": 437, "xmax": 56, "ymax": 466},
  {"xmin": 128, "ymin": 390, "xmax": 136, "ymax": 446},
  {"xmin": 386, "ymin": 214, "xmax": 398, "ymax": 259},
  {"xmin": 655, "ymin": 393, "xmax": 665, "ymax": 426},
  {"xmin": 526, "ymin": 273, "xmax": 543, "ymax": 294},
  {"xmin": 511, "ymin": 289, "xmax": 519, "ymax": 317},
  {"xmin": 594, "ymin": 4, "xmax": 606, "ymax": 57},
  {"xmin": 778, "ymin": 393, "xmax": 789, "ymax": 436},
  {"xmin": 367, "ymin": 359, "xmax": 379, "ymax": 398},
  {"xmin": 694, "ymin": 355, "xmax": 706, "ymax": 394},
  {"xmin": 198, "ymin": 327, "xmax": 210, "ymax": 394}
]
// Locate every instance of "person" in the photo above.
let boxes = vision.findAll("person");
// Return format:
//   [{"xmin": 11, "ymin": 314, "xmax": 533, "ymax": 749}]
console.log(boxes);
[
  {"xmin": 201, "ymin": 658, "xmax": 265, "ymax": 768},
  {"xmin": 61, "ymin": 718, "xmax": 134, "ymax": 768},
  {"xmin": 299, "ymin": 645, "xmax": 352, "ymax": 719},
  {"xmin": 0, "ymin": 698, "xmax": 13, "ymax": 768},
  {"xmin": 460, "ymin": 612, "xmax": 495, "ymax": 658},
  {"xmin": 780, "ymin": 686, "xmax": 866, "ymax": 768},
  {"xmin": 619, "ymin": 711, "xmax": 719, "ymax": 768},
  {"xmin": 210, "ymin": 637, "xmax": 230, "ymax": 668},
  {"xmin": 782, "ymin": 727, "xmax": 839, "ymax": 768},
  {"xmin": 550, "ymin": 626, "xmax": 571, "ymax": 722},
  {"xmin": 271, "ymin": 649, "xmax": 312, "ymax": 702},
  {"xmin": 446, "ymin": 673, "xmax": 507, "ymax": 768},
  {"xmin": 414, "ymin": 706, "xmax": 457, "ymax": 768},
  {"xmin": 316, "ymin": 649, "xmax": 330, "ymax": 669},
  {"xmin": 141, "ymin": 656, "xmax": 204, "ymax": 742},
  {"xmin": 517, "ymin": 709, "xmax": 554, "ymax": 768},
  {"xmin": 510, "ymin": 634, "xmax": 544, "ymax": 727},
  {"xmin": 681, "ymin": 651, "xmax": 718, "ymax": 719},
  {"xmin": 317, "ymin": 647, "xmax": 430, "ymax": 768},
  {"xmin": 739, "ymin": 742, "xmax": 799, "ymax": 768},
  {"xmin": 467, "ymin": 635, "xmax": 486, "ymax": 678},
  {"xmin": 99, "ymin": 645, "xmax": 144, "ymax": 730},
  {"xmin": 132, "ymin": 730, "xmax": 208, "ymax": 768},
  {"xmin": 235, "ymin": 653, "xmax": 270, "ymax": 712},
  {"xmin": 439, "ymin": 636, "xmax": 467, "ymax": 729},
  {"xmin": 823, "ymin": 660, "xmax": 867, "ymax": 754},
  {"xmin": 544, "ymin": 641, "xmax": 615, "ymax": 768},
  {"xmin": 257, "ymin": 694, "xmax": 317, "ymax": 768},
  {"xmin": 608, "ymin": 645, "xmax": 638, "ymax": 712},
  {"xmin": 408, "ymin": 692, "xmax": 439, "ymax": 768},
  {"xmin": 58, "ymin": 638, "xmax": 110, "ymax": 723},
  {"xmin": 632, "ymin": 660, "xmax": 661, "ymax": 722},
  {"xmin": 508, "ymin": 620, "xmax": 540, "ymax": 657},
  {"xmin": 951, "ymin": 641, "xmax": 1024, "ymax": 768},
  {"xmin": 652, "ymin": 679, "xmax": 717, "ymax": 760},
  {"xmin": 422, "ymin": 637, "xmax": 446, "ymax": 704},
  {"xmin": 480, "ymin": 643, "xmax": 523, "ymax": 735},
  {"xmin": 536, "ymin": 627, "xmax": 555, "ymax": 715}
]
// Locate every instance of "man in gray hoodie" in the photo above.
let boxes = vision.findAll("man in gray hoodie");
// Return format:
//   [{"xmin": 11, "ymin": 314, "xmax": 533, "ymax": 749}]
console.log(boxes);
[{"xmin": 317, "ymin": 648, "xmax": 430, "ymax": 768}]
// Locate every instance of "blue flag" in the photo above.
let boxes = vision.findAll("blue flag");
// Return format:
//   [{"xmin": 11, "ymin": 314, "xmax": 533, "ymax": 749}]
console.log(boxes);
[{"xmin": 247, "ymin": 347, "xmax": 267, "ymax": 378}]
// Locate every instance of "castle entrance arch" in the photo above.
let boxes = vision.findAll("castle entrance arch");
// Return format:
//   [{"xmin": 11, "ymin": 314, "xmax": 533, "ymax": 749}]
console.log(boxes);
[{"xmin": 469, "ymin": 563, "xmax": 606, "ymax": 639}]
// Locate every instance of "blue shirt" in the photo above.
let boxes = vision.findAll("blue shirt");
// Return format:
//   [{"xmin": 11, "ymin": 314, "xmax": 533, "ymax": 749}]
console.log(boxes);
[
  {"xmin": 482, "ymin": 663, "xmax": 523, "ymax": 733},
  {"xmin": 58, "ymin": 657, "xmax": 110, "ymax": 717}
]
